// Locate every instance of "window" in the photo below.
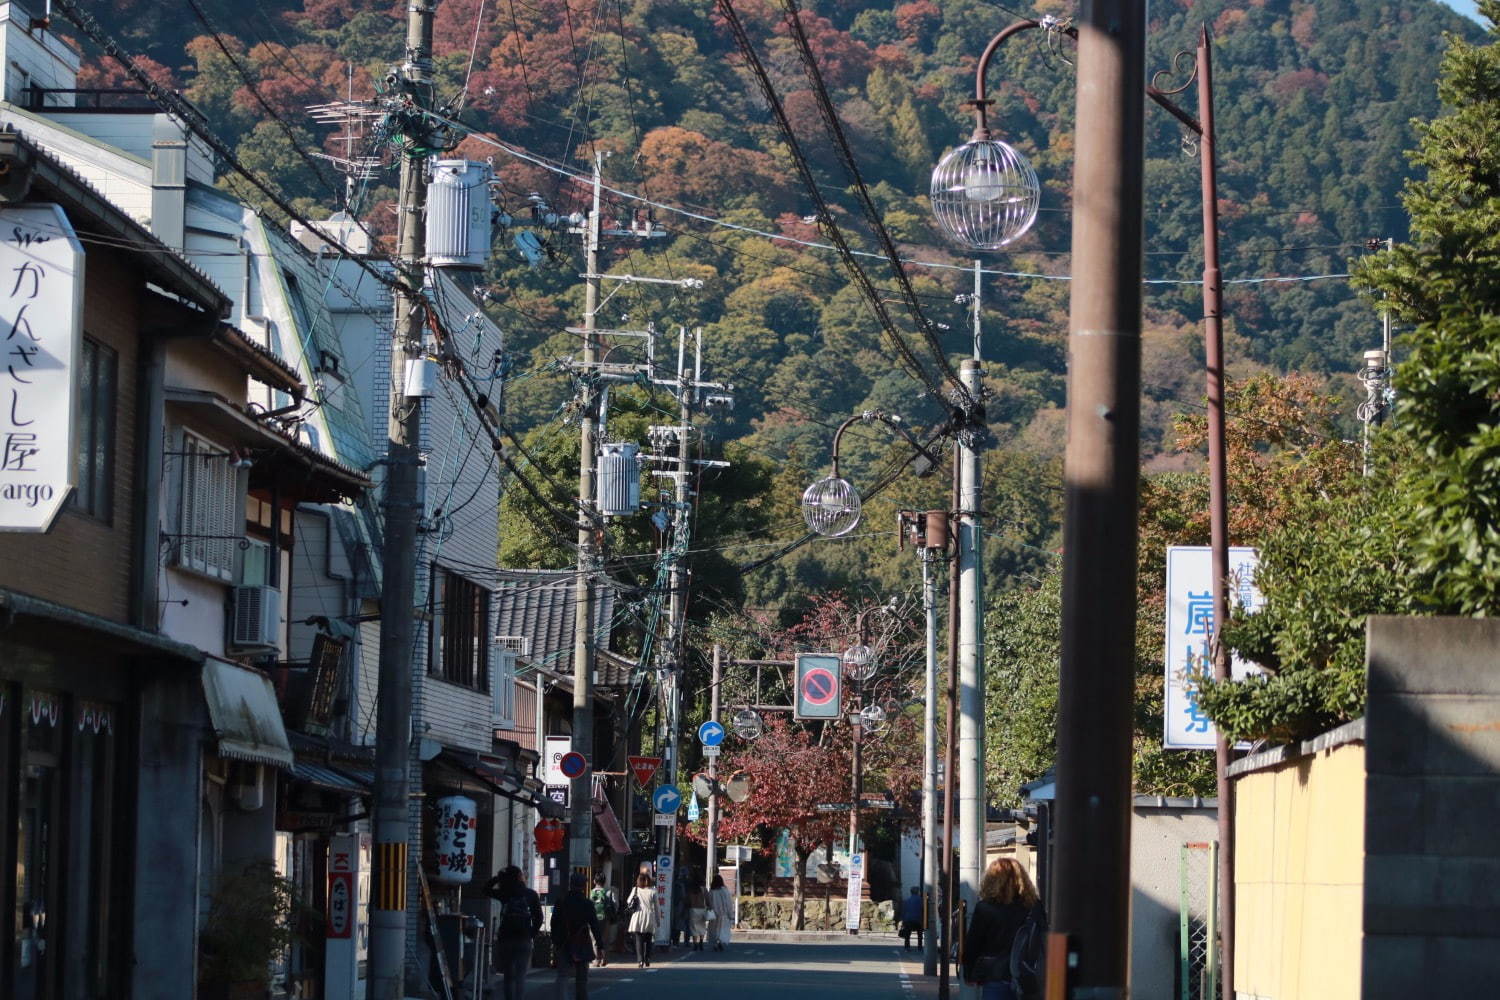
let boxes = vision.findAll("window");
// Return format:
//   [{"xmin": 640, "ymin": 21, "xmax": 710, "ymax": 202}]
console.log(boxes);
[
  {"xmin": 71, "ymin": 337, "xmax": 116, "ymax": 520},
  {"xmin": 492, "ymin": 648, "xmax": 516, "ymax": 728},
  {"xmin": 431, "ymin": 567, "xmax": 489, "ymax": 690},
  {"xmin": 174, "ymin": 431, "xmax": 238, "ymax": 581}
]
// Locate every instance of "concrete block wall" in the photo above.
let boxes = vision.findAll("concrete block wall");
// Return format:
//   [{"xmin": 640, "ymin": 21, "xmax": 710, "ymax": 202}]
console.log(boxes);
[{"xmin": 1362, "ymin": 616, "xmax": 1500, "ymax": 999}]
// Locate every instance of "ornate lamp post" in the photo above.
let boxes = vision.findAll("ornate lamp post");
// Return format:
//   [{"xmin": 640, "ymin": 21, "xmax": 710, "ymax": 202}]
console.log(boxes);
[{"xmin": 801, "ymin": 411, "xmax": 939, "ymax": 538}]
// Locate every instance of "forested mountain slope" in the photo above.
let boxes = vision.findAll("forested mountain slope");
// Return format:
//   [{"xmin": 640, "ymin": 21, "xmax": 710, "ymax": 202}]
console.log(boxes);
[{"xmin": 72, "ymin": 0, "xmax": 1480, "ymax": 609}]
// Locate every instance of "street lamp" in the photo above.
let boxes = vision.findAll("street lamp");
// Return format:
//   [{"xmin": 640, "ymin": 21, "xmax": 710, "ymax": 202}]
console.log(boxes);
[{"xmin": 802, "ymin": 410, "xmax": 940, "ymax": 537}]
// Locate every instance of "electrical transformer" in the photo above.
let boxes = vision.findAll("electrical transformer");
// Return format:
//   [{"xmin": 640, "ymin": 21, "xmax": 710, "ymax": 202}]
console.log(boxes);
[
  {"xmin": 596, "ymin": 442, "xmax": 642, "ymax": 516},
  {"xmin": 426, "ymin": 159, "xmax": 493, "ymax": 269}
]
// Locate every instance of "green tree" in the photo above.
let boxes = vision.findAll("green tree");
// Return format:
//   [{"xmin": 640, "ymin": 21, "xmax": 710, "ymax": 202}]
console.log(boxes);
[{"xmin": 1355, "ymin": 1, "xmax": 1500, "ymax": 615}]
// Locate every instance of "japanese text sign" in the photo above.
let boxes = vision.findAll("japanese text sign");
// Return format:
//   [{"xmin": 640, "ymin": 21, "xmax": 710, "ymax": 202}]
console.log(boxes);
[
  {"xmin": 0, "ymin": 205, "xmax": 83, "ymax": 532},
  {"xmin": 1164, "ymin": 546, "xmax": 1264, "ymax": 749}
]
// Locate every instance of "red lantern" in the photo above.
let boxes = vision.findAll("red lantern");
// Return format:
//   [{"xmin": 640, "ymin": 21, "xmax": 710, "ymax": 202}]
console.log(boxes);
[{"xmin": 533, "ymin": 817, "xmax": 565, "ymax": 855}]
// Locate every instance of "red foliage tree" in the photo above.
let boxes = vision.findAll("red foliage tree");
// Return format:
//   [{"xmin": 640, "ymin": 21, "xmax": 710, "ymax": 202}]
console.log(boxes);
[{"xmin": 705, "ymin": 713, "xmax": 850, "ymax": 929}]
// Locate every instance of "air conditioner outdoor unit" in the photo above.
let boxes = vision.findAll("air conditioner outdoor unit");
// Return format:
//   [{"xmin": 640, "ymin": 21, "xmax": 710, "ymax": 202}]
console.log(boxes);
[{"xmin": 231, "ymin": 585, "xmax": 282, "ymax": 650}]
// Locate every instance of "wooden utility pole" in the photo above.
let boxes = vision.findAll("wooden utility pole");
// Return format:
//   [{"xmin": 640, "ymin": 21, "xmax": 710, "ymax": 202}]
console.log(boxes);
[
  {"xmin": 368, "ymin": 1, "xmax": 435, "ymax": 996},
  {"xmin": 1052, "ymin": 0, "xmax": 1146, "ymax": 995}
]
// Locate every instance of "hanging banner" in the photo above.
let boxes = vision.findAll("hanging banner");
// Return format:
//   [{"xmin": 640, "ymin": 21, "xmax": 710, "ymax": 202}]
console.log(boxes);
[
  {"xmin": 774, "ymin": 828, "xmax": 795, "ymax": 878},
  {"xmin": 0, "ymin": 204, "xmax": 84, "ymax": 532},
  {"xmin": 433, "ymin": 795, "xmax": 477, "ymax": 884},
  {"xmin": 1163, "ymin": 546, "xmax": 1264, "ymax": 749}
]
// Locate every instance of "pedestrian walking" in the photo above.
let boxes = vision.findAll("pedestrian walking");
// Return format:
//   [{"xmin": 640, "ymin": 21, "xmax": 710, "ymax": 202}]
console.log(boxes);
[
  {"xmin": 589, "ymin": 872, "xmax": 619, "ymax": 965},
  {"xmin": 707, "ymin": 874, "xmax": 734, "ymax": 952},
  {"xmin": 551, "ymin": 871, "xmax": 607, "ymax": 1000},
  {"xmin": 625, "ymin": 871, "xmax": 658, "ymax": 967},
  {"xmin": 484, "ymin": 865, "xmax": 543, "ymax": 1000},
  {"xmin": 962, "ymin": 859, "xmax": 1047, "ymax": 1000},
  {"xmin": 899, "ymin": 886, "xmax": 925, "ymax": 950},
  {"xmin": 685, "ymin": 880, "xmax": 709, "ymax": 950}
]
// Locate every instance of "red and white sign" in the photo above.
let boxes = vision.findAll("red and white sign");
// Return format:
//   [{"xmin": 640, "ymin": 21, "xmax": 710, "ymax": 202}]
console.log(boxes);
[
  {"xmin": 628, "ymin": 755, "xmax": 662, "ymax": 787},
  {"xmin": 327, "ymin": 872, "xmax": 354, "ymax": 938}
]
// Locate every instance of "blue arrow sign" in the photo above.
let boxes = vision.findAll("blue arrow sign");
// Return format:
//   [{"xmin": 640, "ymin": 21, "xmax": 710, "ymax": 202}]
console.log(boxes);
[
  {"xmin": 653, "ymin": 785, "xmax": 683, "ymax": 814},
  {"xmin": 698, "ymin": 720, "xmax": 726, "ymax": 747}
]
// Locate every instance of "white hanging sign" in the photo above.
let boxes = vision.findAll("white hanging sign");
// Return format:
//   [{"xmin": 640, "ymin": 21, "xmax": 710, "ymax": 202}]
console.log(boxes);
[
  {"xmin": 844, "ymin": 852, "xmax": 864, "ymax": 931},
  {"xmin": 0, "ymin": 204, "xmax": 83, "ymax": 532},
  {"xmin": 433, "ymin": 795, "xmax": 477, "ymax": 884},
  {"xmin": 1163, "ymin": 546, "xmax": 1264, "ymax": 749}
]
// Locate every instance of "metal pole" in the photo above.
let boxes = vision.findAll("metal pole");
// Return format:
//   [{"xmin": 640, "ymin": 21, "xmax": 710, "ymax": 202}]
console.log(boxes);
[
  {"xmin": 940, "ymin": 457, "xmax": 961, "ymax": 1000},
  {"xmin": 368, "ymin": 2, "xmax": 434, "ymax": 996},
  {"xmin": 569, "ymin": 152, "xmax": 604, "ymax": 878},
  {"xmin": 922, "ymin": 537, "xmax": 941, "ymax": 976},
  {"xmin": 707, "ymin": 644, "xmax": 721, "ymax": 874},
  {"xmin": 1053, "ymin": 1, "xmax": 1146, "ymax": 995},
  {"xmin": 1195, "ymin": 30, "xmax": 1236, "ymax": 1000},
  {"xmin": 972, "ymin": 260, "xmax": 983, "ymax": 360},
  {"xmin": 956, "ymin": 359, "xmax": 985, "ymax": 1000}
]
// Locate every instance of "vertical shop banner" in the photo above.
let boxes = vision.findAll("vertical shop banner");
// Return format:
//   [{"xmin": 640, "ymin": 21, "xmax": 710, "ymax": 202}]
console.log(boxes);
[
  {"xmin": 844, "ymin": 853, "xmax": 864, "ymax": 931},
  {"xmin": 1164, "ymin": 546, "xmax": 1264, "ymax": 749},
  {"xmin": 0, "ymin": 204, "xmax": 83, "ymax": 532},
  {"xmin": 653, "ymin": 854, "xmax": 674, "ymax": 945}
]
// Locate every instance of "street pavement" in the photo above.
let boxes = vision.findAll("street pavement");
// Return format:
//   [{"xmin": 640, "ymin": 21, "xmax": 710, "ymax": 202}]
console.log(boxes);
[{"xmin": 509, "ymin": 934, "xmax": 933, "ymax": 999}]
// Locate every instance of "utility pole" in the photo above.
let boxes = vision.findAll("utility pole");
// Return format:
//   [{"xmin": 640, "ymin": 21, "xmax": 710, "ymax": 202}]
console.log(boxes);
[
  {"xmin": 567, "ymin": 152, "xmax": 605, "ymax": 879},
  {"xmin": 707, "ymin": 643, "xmax": 722, "ymax": 874},
  {"xmin": 956, "ymin": 358, "xmax": 985, "ymax": 1000},
  {"xmin": 368, "ymin": 1, "xmax": 435, "ymax": 996},
  {"xmin": 1052, "ymin": 1, "xmax": 1146, "ymax": 996},
  {"xmin": 940, "ymin": 457, "xmax": 960, "ymax": 1000},
  {"xmin": 919, "ymin": 511, "xmax": 948, "ymax": 977}
]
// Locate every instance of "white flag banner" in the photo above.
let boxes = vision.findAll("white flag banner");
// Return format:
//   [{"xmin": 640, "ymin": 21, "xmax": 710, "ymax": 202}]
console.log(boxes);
[{"xmin": 1163, "ymin": 546, "xmax": 1264, "ymax": 749}]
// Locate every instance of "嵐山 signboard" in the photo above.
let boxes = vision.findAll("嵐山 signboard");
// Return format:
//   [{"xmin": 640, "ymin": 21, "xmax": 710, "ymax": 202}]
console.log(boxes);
[
  {"xmin": 1163, "ymin": 545, "xmax": 1264, "ymax": 749},
  {"xmin": 0, "ymin": 205, "xmax": 83, "ymax": 532}
]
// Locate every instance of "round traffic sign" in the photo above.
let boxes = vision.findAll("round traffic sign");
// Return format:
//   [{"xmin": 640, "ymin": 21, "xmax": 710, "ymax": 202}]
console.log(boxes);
[
  {"xmin": 697, "ymin": 720, "xmax": 726, "ymax": 747},
  {"xmin": 558, "ymin": 751, "xmax": 587, "ymax": 780},
  {"xmin": 652, "ymin": 785, "xmax": 683, "ymax": 814},
  {"xmin": 801, "ymin": 666, "xmax": 838, "ymax": 707}
]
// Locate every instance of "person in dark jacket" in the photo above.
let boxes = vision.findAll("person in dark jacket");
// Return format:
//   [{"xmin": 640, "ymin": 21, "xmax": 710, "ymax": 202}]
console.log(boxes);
[
  {"xmin": 486, "ymin": 865, "xmax": 543, "ymax": 1000},
  {"xmin": 551, "ymin": 871, "xmax": 606, "ymax": 999},
  {"xmin": 962, "ymin": 859, "xmax": 1042, "ymax": 1000},
  {"xmin": 899, "ymin": 886, "xmax": 925, "ymax": 950}
]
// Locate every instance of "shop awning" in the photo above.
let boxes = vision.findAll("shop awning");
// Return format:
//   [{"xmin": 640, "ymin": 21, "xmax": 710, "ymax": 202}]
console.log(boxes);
[
  {"xmin": 593, "ymin": 786, "xmax": 630, "ymax": 855},
  {"xmin": 0, "ymin": 587, "xmax": 204, "ymax": 665},
  {"xmin": 202, "ymin": 657, "xmax": 294, "ymax": 770},
  {"xmin": 438, "ymin": 747, "xmax": 556, "ymax": 813},
  {"xmin": 291, "ymin": 759, "xmax": 369, "ymax": 794}
]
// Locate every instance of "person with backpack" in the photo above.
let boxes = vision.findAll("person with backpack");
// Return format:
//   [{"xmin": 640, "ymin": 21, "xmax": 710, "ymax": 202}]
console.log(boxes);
[
  {"xmin": 589, "ymin": 872, "xmax": 619, "ymax": 966},
  {"xmin": 551, "ymin": 871, "xmax": 607, "ymax": 999},
  {"xmin": 625, "ymin": 871, "xmax": 658, "ymax": 967},
  {"xmin": 484, "ymin": 865, "xmax": 543, "ymax": 1000},
  {"xmin": 962, "ymin": 858, "xmax": 1047, "ymax": 1000}
]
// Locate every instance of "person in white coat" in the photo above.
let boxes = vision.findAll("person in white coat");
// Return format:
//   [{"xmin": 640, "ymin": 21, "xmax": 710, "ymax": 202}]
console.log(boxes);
[
  {"xmin": 625, "ymin": 872, "xmax": 658, "ymax": 968},
  {"xmin": 707, "ymin": 874, "xmax": 734, "ymax": 951}
]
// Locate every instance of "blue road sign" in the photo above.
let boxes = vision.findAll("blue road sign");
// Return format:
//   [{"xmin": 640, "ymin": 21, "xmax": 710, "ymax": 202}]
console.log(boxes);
[
  {"xmin": 653, "ymin": 785, "xmax": 683, "ymax": 814},
  {"xmin": 697, "ymin": 720, "xmax": 726, "ymax": 747}
]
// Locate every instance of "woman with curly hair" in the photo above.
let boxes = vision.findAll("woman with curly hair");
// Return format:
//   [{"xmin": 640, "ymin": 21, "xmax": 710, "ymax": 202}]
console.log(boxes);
[{"xmin": 962, "ymin": 858, "xmax": 1045, "ymax": 1000}]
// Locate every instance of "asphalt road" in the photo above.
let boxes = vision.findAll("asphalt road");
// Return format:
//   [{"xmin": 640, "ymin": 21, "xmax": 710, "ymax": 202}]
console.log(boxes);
[{"xmin": 512, "ymin": 935, "xmax": 921, "ymax": 999}]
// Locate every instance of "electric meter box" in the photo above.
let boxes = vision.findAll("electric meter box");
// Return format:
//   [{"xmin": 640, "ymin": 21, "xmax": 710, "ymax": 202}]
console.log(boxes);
[
  {"xmin": 597, "ymin": 442, "xmax": 642, "ymax": 516},
  {"xmin": 427, "ymin": 159, "xmax": 493, "ymax": 269}
]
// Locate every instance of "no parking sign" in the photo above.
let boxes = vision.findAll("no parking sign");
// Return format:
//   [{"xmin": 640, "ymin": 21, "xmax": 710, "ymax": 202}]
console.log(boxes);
[{"xmin": 794, "ymin": 653, "xmax": 842, "ymax": 720}]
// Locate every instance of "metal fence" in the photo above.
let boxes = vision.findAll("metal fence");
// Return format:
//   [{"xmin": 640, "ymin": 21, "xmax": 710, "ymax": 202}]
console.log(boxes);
[{"xmin": 1179, "ymin": 841, "xmax": 1219, "ymax": 1000}]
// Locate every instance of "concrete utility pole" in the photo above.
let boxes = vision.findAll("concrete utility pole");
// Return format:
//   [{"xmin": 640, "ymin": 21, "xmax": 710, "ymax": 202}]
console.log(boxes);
[
  {"xmin": 1052, "ymin": 1, "xmax": 1146, "ymax": 995},
  {"xmin": 662, "ymin": 328, "xmax": 695, "ymax": 801},
  {"xmin": 706, "ymin": 643, "xmax": 722, "ymax": 873},
  {"xmin": 568, "ymin": 152, "xmax": 606, "ymax": 878},
  {"xmin": 940, "ymin": 457, "xmax": 961, "ymax": 1000},
  {"xmin": 368, "ymin": 1, "xmax": 435, "ymax": 996},
  {"xmin": 956, "ymin": 359, "xmax": 985, "ymax": 1000}
]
